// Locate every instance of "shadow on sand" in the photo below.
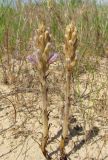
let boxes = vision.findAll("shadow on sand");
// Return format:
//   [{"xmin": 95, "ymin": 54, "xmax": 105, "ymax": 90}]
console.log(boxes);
[{"xmin": 48, "ymin": 116, "xmax": 99, "ymax": 159}]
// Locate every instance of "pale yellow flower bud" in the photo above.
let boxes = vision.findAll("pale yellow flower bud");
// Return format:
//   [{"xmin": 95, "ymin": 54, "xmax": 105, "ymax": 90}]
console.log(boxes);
[{"xmin": 43, "ymin": 42, "xmax": 51, "ymax": 61}]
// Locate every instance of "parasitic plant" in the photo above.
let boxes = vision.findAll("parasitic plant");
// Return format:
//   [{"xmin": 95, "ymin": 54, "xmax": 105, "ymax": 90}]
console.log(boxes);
[
  {"xmin": 60, "ymin": 23, "xmax": 77, "ymax": 160},
  {"xmin": 27, "ymin": 23, "xmax": 58, "ymax": 157}
]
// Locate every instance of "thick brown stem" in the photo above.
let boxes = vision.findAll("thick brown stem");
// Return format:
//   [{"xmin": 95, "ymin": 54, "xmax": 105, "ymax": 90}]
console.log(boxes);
[
  {"xmin": 41, "ymin": 74, "xmax": 49, "ymax": 156},
  {"xmin": 60, "ymin": 70, "xmax": 71, "ymax": 156}
]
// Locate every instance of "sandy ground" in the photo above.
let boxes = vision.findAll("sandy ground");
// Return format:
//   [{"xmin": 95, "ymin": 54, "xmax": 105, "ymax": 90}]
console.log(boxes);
[{"xmin": 0, "ymin": 57, "xmax": 108, "ymax": 160}]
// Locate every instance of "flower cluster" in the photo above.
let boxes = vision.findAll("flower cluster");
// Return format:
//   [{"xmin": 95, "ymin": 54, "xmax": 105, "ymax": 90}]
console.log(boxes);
[
  {"xmin": 27, "ymin": 23, "xmax": 58, "ymax": 72},
  {"xmin": 63, "ymin": 23, "xmax": 77, "ymax": 71}
]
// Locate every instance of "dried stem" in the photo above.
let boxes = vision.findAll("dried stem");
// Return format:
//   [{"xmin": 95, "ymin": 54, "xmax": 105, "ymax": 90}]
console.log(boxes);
[
  {"xmin": 60, "ymin": 70, "xmax": 71, "ymax": 157},
  {"xmin": 41, "ymin": 73, "xmax": 49, "ymax": 156}
]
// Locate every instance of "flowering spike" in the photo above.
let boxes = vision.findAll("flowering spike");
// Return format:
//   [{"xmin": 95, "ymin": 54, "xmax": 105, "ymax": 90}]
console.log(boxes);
[
  {"xmin": 27, "ymin": 23, "xmax": 58, "ymax": 158},
  {"xmin": 60, "ymin": 23, "xmax": 78, "ymax": 159},
  {"xmin": 27, "ymin": 23, "xmax": 58, "ymax": 71}
]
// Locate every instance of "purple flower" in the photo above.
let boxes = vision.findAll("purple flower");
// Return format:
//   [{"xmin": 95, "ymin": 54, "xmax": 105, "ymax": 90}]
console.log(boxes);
[
  {"xmin": 27, "ymin": 50, "xmax": 39, "ymax": 65},
  {"xmin": 27, "ymin": 50, "xmax": 58, "ymax": 66},
  {"xmin": 48, "ymin": 53, "xmax": 58, "ymax": 64}
]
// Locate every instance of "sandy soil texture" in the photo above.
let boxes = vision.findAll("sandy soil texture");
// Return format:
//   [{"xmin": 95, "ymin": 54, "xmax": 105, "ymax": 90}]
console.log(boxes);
[{"xmin": 0, "ymin": 57, "xmax": 108, "ymax": 160}]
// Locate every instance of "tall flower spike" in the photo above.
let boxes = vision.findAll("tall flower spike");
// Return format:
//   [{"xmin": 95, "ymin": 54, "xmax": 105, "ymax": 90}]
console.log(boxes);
[
  {"xmin": 60, "ymin": 23, "xmax": 78, "ymax": 160},
  {"xmin": 27, "ymin": 23, "xmax": 58, "ymax": 158}
]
